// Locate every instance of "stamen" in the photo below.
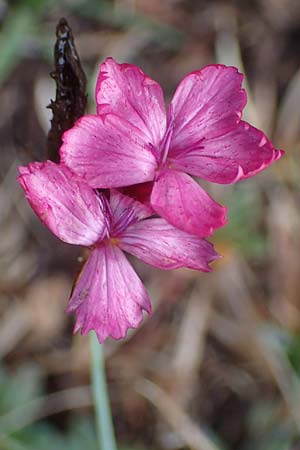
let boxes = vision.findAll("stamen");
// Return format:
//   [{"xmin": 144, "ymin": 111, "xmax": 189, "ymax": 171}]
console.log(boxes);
[{"xmin": 160, "ymin": 105, "xmax": 175, "ymax": 165}]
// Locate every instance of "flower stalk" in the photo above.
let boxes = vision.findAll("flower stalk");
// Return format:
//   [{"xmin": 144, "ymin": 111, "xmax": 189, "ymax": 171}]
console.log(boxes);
[{"xmin": 90, "ymin": 333, "xmax": 117, "ymax": 450}]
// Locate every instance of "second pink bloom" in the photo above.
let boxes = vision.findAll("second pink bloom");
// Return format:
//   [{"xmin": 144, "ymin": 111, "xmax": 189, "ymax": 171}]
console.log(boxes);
[{"xmin": 61, "ymin": 58, "xmax": 283, "ymax": 238}]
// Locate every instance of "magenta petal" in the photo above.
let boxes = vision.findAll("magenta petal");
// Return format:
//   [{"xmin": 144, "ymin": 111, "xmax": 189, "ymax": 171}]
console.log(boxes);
[
  {"xmin": 119, "ymin": 218, "xmax": 220, "ymax": 271},
  {"xmin": 95, "ymin": 57, "xmax": 166, "ymax": 147},
  {"xmin": 168, "ymin": 65, "xmax": 246, "ymax": 159},
  {"xmin": 60, "ymin": 114, "xmax": 157, "ymax": 188},
  {"xmin": 151, "ymin": 170, "xmax": 227, "ymax": 237},
  {"xmin": 17, "ymin": 161, "xmax": 107, "ymax": 246},
  {"xmin": 169, "ymin": 121, "xmax": 284, "ymax": 184},
  {"xmin": 67, "ymin": 244, "xmax": 151, "ymax": 343}
]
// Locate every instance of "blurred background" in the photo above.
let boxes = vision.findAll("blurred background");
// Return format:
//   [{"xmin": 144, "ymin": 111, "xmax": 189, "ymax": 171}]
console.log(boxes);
[{"xmin": 1, "ymin": 0, "xmax": 300, "ymax": 449}]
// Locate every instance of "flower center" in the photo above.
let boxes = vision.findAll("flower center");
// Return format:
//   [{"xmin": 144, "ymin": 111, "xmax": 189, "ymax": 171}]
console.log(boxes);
[{"xmin": 110, "ymin": 237, "xmax": 120, "ymax": 246}]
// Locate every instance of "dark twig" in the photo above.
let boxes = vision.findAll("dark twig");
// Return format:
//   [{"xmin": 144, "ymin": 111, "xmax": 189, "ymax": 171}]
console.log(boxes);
[{"xmin": 47, "ymin": 18, "xmax": 87, "ymax": 162}]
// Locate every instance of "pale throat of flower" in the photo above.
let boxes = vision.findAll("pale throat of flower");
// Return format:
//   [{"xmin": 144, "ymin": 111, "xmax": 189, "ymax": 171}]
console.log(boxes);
[{"xmin": 92, "ymin": 196, "xmax": 140, "ymax": 249}]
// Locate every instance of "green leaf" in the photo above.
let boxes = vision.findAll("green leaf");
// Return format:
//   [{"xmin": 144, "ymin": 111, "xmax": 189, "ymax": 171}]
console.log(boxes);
[
  {"xmin": 286, "ymin": 332, "xmax": 300, "ymax": 373},
  {"xmin": 0, "ymin": 364, "xmax": 42, "ymax": 415},
  {"xmin": 0, "ymin": 0, "xmax": 60, "ymax": 83},
  {"xmin": 0, "ymin": 6, "xmax": 35, "ymax": 83},
  {"xmin": 9, "ymin": 417, "xmax": 97, "ymax": 450},
  {"xmin": 215, "ymin": 181, "xmax": 266, "ymax": 258},
  {"xmin": 66, "ymin": 417, "xmax": 98, "ymax": 450}
]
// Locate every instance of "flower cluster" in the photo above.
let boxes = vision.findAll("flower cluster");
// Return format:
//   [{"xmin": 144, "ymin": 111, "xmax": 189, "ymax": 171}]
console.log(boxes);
[{"xmin": 18, "ymin": 58, "xmax": 283, "ymax": 342}]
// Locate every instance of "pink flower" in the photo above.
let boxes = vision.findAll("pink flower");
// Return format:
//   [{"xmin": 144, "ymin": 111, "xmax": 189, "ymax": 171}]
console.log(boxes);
[
  {"xmin": 18, "ymin": 161, "xmax": 219, "ymax": 342},
  {"xmin": 60, "ymin": 57, "xmax": 283, "ymax": 238}
]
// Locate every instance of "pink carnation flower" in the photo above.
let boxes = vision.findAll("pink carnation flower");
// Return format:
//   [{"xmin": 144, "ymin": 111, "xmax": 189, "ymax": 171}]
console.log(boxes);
[
  {"xmin": 18, "ymin": 161, "xmax": 219, "ymax": 342},
  {"xmin": 61, "ymin": 57, "xmax": 283, "ymax": 238}
]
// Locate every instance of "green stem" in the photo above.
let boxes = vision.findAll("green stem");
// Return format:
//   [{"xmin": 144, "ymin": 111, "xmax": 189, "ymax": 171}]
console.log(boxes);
[{"xmin": 90, "ymin": 332, "xmax": 117, "ymax": 450}]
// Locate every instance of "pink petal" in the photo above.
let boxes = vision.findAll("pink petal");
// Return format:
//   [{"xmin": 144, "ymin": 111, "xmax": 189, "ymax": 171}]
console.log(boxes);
[
  {"xmin": 67, "ymin": 244, "xmax": 151, "ymax": 343},
  {"xmin": 169, "ymin": 121, "xmax": 284, "ymax": 183},
  {"xmin": 17, "ymin": 161, "xmax": 107, "ymax": 246},
  {"xmin": 60, "ymin": 114, "xmax": 157, "ymax": 188},
  {"xmin": 150, "ymin": 169, "xmax": 227, "ymax": 237},
  {"xmin": 109, "ymin": 190, "xmax": 153, "ymax": 235},
  {"xmin": 119, "ymin": 218, "xmax": 220, "ymax": 271},
  {"xmin": 168, "ymin": 65, "xmax": 247, "ymax": 159},
  {"xmin": 95, "ymin": 57, "xmax": 166, "ymax": 147}
]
